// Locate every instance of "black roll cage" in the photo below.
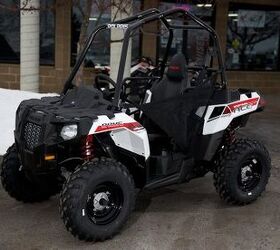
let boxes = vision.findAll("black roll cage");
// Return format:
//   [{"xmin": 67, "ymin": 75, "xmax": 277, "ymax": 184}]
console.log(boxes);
[{"xmin": 63, "ymin": 8, "xmax": 227, "ymax": 107}]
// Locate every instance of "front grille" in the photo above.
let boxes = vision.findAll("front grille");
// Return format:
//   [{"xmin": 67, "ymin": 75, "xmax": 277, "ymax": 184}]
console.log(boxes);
[{"xmin": 23, "ymin": 122, "xmax": 42, "ymax": 150}]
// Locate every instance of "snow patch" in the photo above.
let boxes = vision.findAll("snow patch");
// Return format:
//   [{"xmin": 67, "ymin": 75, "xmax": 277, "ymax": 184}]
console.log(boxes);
[{"xmin": 0, "ymin": 88, "xmax": 57, "ymax": 155}]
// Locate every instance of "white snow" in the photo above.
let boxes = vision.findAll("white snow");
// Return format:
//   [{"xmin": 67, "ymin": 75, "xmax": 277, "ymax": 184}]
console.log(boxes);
[{"xmin": 0, "ymin": 88, "xmax": 57, "ymax": 155}]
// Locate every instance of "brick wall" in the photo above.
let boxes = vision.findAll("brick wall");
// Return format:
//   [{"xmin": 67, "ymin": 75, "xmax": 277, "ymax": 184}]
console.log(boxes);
[
  {"xmin": 227, "ymin": 71, "xmax": 280, "ymax": 94},
  {"xmin": 0, "ymin": 64, "xmax": 20, "ymax": 90}
]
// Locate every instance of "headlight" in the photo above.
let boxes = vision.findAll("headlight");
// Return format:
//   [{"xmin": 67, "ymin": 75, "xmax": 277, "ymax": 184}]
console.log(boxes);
[{"xmin": 60, "ymin": 124, "xmax": 78, "ymax": 140}]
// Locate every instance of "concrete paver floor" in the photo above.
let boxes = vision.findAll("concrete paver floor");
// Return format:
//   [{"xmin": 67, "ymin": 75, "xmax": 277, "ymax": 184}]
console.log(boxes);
[{"xmin": 0, "ymin": 95, "xmax": 279, "ymax": 250}]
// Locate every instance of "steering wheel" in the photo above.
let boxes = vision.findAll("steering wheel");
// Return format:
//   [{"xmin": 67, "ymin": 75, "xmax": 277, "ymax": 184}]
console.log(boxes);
[
  {"xmin": 95, "ymin": 73, "xmax": 116, "ymax": 100},
  {"xmin": 190, "ymin": 66, "xmax": 220, "ymax": 88}
]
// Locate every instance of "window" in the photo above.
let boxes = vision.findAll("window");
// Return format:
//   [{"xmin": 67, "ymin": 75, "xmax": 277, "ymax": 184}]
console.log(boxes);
[
  {"xmin": 40, "ymin": 0, "xmax": 55, "ymax": 65},
  {"xmin": 71, "ymin": 0, "xmax": 111, "ymax": 67},
  {"xmin": 0, "ymin": 0, "xmax": 55, "ymax": 65},
  {"xmin": 71, "ymin": 0, "xmax": 142, "ymax": 67},
  {"xmin": 226, "ymin": 4, "xmax": 280, "ymax": 71},
  {"xmin": 0, "ymin": 1, "xmax": 20, "ymax": 63},
  {"xmin": 158, "ymin": 1, "xmax": 215, "ymax": 62}
]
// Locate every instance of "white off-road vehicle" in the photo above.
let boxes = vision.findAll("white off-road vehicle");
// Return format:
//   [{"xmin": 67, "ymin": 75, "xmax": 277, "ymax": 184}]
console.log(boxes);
[{"xmin": 1, "ymin": 8, "xmax": 270, "ymax": 242}]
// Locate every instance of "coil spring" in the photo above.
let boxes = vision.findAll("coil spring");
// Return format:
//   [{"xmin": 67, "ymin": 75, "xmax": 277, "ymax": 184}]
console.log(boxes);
[
  {"xmin": 81, "ymin": 135, "xmax": 94, "ymax": 161},
  {"xmin": 225, "ymin": 126, "xmax": 236, "ymax": 145}
]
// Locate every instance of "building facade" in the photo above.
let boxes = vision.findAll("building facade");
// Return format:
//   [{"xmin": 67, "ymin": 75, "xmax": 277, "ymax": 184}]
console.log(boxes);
[{"xmin": 0, "ymin": 0, "xmax": 280, "ymax": 94}]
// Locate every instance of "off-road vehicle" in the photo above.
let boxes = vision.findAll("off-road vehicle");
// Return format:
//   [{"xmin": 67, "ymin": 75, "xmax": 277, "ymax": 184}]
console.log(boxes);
[{"xmin": 1, "ymin": 8, "xmax": 271, "ymax": 242}]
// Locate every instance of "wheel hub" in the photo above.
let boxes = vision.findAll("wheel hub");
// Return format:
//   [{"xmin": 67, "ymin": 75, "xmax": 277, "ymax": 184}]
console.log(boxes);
[
  {"xmin": 93, "ymin": 192, "xmax": 110, "ymax": 211},
  {"xmin": 238, "ymin": 158, "xmax": 262, "ymax": 192},
  {"xmin": 241, "ymin": 165, "xmax": 252, "ymax": 182},
  {"xmin": 86, "ymin": 182, "xmax": 124, "ymax": 225}
]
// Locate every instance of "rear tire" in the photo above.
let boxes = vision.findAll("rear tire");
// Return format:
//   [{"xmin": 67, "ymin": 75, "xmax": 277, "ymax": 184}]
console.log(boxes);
[
  {"xmin": 1, "ymin": 144, "xmax": 61, "ymax": 202},
  {"xmin": 214, "ymin": 138, "xmax": 271, "ymax": 205},
  {"xmin": 59, "ymin": 158, "xmax": 135, "ymax": 242}
]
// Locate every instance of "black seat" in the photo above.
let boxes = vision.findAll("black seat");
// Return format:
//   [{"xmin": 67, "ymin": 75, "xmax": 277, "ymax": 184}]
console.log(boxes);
[
  {"xmin": 141, "ymin": 54, "xmax": 214, "ymax": 150},
  {"xmin": 151, "ymin": 53, "xmax": 188, "ymax": 102},
  {"xmin": 141, "ymin": 54, "xmax": 188, "ymax": 136}
]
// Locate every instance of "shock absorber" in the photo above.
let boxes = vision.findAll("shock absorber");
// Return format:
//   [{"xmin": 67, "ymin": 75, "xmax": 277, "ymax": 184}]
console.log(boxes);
[
  {"xmin": 81, "ymin": 134, "xmax": 94, "ymax": 161},
  {"xmin": 225, "ymin": 128, "xmax": 236, "ymax": 145}
]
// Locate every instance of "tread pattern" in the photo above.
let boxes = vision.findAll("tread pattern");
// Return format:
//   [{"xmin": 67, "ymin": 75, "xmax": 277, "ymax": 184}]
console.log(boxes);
[
  {"xmin": 1, "ymin": 144, "xmax": 59, "ymax": 202},
  {"xmin": 213, "ymin": 138, "xmax": 271, "ymax": 205},
  {"xmin": 59, "ymin": 157, "xmax": 135, "ymax": 242}
]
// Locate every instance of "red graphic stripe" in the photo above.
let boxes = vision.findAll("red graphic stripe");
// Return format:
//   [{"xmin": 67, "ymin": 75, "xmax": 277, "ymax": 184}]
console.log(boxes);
[
  {"xmin": 95, "ymin": 122, "xmax": 143, "ymax": 133},
  {"xmin": 223, "ymin": 97, "xmax": 259, "ymax": 114},
  {"xmin": 223, "ymin": 106, "xmax": 231, "ymax": 114}
]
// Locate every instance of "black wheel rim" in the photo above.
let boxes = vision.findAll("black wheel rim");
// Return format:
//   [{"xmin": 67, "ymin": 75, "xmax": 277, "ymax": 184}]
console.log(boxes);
[
  {"xmin": 86, "ymin": 182, "xmax": 124, "ymax": 225},
  {"xmin": 238, "ymin": 157, "xmax": 263, "ymax": 192}
]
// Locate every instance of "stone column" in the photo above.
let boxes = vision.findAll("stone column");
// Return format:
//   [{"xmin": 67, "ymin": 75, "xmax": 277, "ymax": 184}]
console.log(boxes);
[
  {"xmin": 110, "ymin": 0, "xmax": 132, "ymax": 82},
  {"xmin": 20, "ymin": 0, "xmax": 40, "ymax": 92},
  {"xmin": 215, "ymin": 0, "xmax": 229, "ymax": 58}
]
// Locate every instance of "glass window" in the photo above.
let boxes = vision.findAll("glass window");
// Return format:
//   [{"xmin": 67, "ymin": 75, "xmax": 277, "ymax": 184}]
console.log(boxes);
[
  {"xmin": 71, "ymin": 0, "xmax": 142, "ymax": 67},
  {"xmin": 158, "ymin": 1, "xmax": 215, "ymax": 62},
  {"xmin": 40, "ymin": 0, "xmax": 55, "ymax": 65},
  {"xmin": 0, "ymin": 0, "xmax": 55, "ymax": 65},
  {"xmin": 0, "ymin": 1, "xmax": 20, "ymax": 63},
  {"xmin": 226, "ymin": 4, "xmax": 280, "ymax": 71},
  {"xmin": 131, "ymin": 0, "xmax": 142, "ymax": 63},
  {"xmin": 72, "ymin": 0, "xmax": 112, "ymax": 67}
]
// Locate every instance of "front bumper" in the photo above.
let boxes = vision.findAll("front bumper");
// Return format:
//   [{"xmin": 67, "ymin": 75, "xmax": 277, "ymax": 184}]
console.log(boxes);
[
  {"xmin": 14, "ymin": 90, "xmax": 101, "ymax": 174},
  {"xmin": 15, "ymin": 137, "xmax": 59, "ymax": 175},
  {"xmin": 14, "ymin": 100, "xmax": 74, "ymax": 175}
]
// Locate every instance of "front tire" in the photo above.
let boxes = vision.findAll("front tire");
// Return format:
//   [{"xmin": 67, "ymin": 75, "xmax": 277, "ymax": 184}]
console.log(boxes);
[
  {"xmin": 1, "ymin": 144, "xmax": 60, "ymax": 202},
  {"xmin": 214, "ymin": 138, "xmax": 271, "ymax": 205},
  {"xmin": 59, "ymin": 158, "xmax": 135, "ymax": 242}
]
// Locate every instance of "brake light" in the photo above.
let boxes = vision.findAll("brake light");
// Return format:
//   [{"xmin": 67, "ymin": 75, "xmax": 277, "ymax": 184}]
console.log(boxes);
[{"xmin": 258, "ymin": 97, "xmax": 266, "ymax": 108}]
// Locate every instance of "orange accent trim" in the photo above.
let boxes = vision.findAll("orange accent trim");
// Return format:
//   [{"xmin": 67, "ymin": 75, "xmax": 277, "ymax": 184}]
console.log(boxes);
[{"xmin": 45, "ymin": 155, "xmax": 55, "ymax": 161}]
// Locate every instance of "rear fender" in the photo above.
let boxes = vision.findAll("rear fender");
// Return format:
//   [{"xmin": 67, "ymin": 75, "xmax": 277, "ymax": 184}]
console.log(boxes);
[{"xmin": 203, "ymin": 92, "xmax": 260, "ymax": 135}]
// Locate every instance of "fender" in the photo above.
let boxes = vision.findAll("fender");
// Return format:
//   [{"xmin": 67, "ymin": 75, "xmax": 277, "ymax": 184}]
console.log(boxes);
[
  {"xmin": 202, "ymin": 92, "xmax": 260, "ymax": 135},
  {"xmin": 88, "ymin": 113, "xmax": 150, "ymax": 159}
]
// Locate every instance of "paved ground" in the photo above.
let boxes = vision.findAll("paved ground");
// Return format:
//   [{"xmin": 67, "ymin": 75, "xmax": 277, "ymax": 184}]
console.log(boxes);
[{"xmin": 0, "ymin": 95, "xmax": 279, "ymax": 250}]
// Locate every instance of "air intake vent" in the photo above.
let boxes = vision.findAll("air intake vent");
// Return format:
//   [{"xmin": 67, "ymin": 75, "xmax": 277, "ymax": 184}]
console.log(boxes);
[{"xmin": 23, "ymin": 122, "xmax": 42, "ymax": 150}]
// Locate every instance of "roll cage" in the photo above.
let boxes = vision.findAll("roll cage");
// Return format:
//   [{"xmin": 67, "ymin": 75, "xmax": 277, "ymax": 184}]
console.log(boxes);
[{"xmin": 63, "ymin": 8, "xmax": 227, "ymax": 107}]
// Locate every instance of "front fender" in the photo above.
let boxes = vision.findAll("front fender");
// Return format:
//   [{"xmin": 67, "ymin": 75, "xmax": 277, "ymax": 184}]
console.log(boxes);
[{"xmin": 88, "ymin": 113, "xmax": 150, "ymax": 159}]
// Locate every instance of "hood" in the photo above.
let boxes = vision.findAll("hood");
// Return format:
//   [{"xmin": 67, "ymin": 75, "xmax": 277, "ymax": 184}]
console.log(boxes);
[
  {"xmin": 16, "ymin": 86, "xmax": 115, "ymax": 123},
  {"xmin": 15, "ymin": 86, "xmax": 116, "ymax": 147}
]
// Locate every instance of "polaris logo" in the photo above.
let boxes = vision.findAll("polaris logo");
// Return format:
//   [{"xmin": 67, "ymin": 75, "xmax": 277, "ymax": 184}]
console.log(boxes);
[
  {"xmin": 95, "ymin": 121, "xmax": 142, "ymax": 133},
  {"xmin": 101, "ymin": 122, "xmax": 122, "ymax": 126},
  {"xmin": 107, "ymin": 24, "xmax": 129, "ymax": 29}
]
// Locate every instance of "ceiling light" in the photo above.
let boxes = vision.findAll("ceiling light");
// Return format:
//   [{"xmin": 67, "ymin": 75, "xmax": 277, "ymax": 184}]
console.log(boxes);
[
  {"xmin": 196, "ymin": 3, "xmax": 212, "ymax": 8},
  {"xmin": 228, "ymin": 13, "xmax": 238, "ymax": 17}
]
